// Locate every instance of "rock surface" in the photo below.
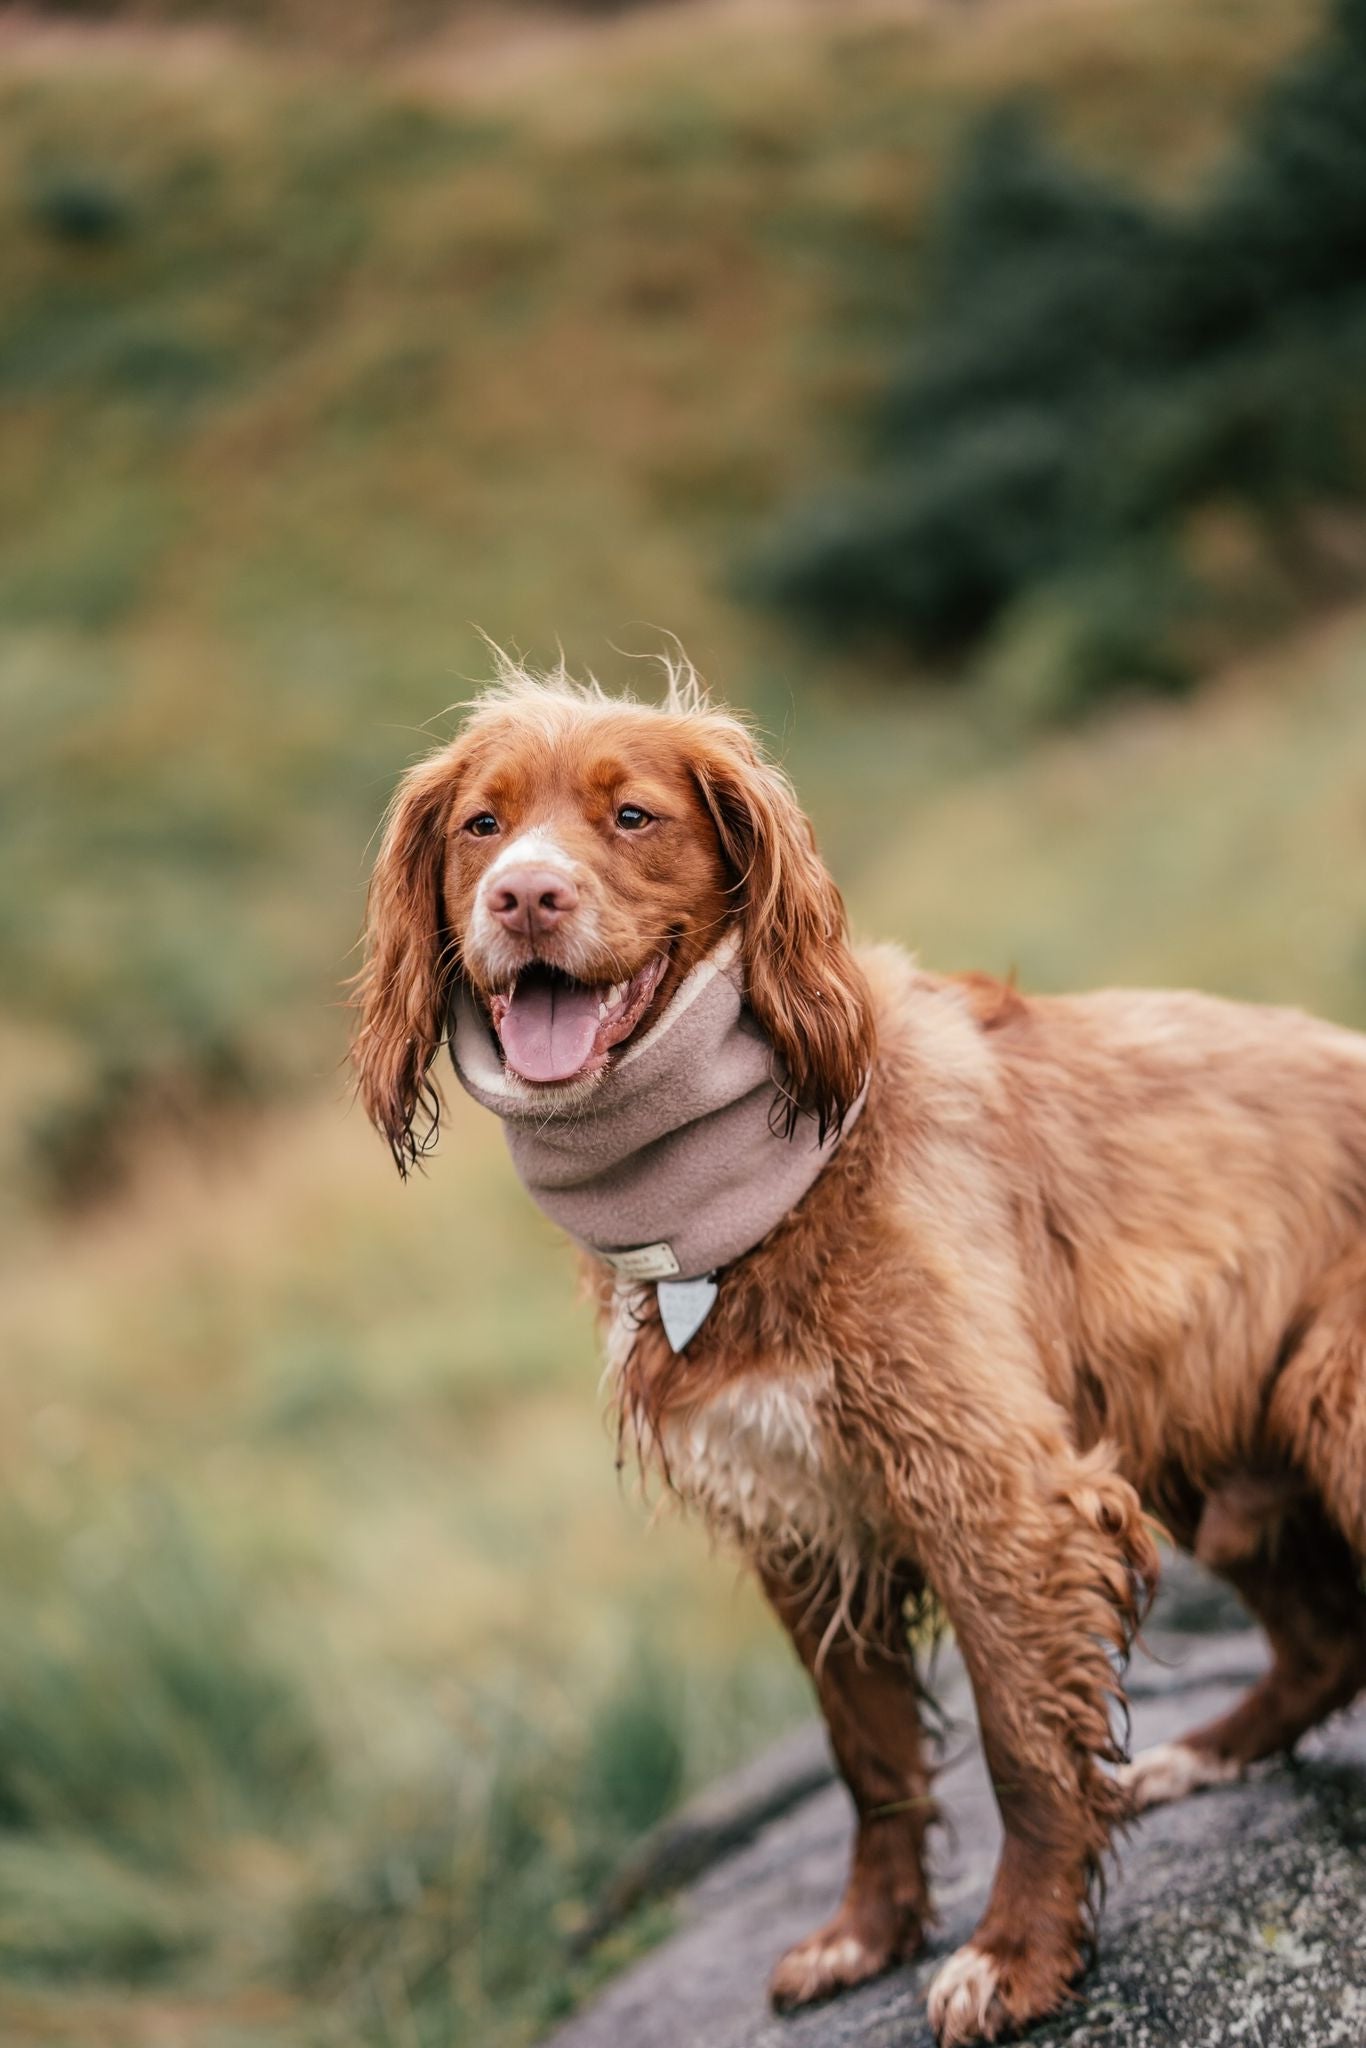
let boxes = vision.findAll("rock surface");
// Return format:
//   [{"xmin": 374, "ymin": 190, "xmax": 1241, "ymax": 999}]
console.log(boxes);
[{"xmin": 550, "ymin": 1557, "xmax": 1366, "ymax": 2048}]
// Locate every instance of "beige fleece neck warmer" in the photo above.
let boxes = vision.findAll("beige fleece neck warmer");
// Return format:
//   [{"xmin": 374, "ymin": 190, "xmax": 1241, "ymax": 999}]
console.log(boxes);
[{"xmin": 449, "ymin": 934, "xmax": 862, "ymax": 1293}]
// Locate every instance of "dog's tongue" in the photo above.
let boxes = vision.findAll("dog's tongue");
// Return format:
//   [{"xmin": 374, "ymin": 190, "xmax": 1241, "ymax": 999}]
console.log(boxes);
[{"xmin": 498, "ymin": 976, "xmax": 601, "ymax": 1083}]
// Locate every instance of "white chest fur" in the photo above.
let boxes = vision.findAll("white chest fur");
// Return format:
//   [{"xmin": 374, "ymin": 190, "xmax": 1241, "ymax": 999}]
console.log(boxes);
[
  {"xmin": 661, "ymin": 1372, "xmax": 842, "ymax": 1555},
  {"xmin": 604, "ymin": 1288, "xmax": 860, "ymax": 1563}
]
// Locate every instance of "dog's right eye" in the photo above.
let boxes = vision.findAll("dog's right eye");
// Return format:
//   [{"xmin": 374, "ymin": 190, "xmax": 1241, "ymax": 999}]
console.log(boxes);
[{"xmin": 464, "ymin": 813, "xmax": 500, "ymax": 837}]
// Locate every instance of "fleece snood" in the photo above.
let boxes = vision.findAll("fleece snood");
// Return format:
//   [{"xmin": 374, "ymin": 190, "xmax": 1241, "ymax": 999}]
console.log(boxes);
[{"xmin": 449, "ymin": 934, "xmax": 862, "ymax": 1282}]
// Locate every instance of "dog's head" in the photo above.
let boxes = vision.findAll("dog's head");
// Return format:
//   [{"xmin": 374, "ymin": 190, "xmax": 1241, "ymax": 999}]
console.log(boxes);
[{"xmin": 352, "ymin": 659, "xmax": 873, "ymax": 1172}]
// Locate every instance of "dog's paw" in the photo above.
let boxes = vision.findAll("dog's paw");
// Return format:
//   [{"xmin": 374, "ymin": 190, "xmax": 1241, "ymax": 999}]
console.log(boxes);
[
  {"xmin": 926, "ymin": 1946, "xmax": 1005, "ymax": 2047},
  {"xmin": 1117, "ymin": 1740, "xmax": 1242, "ymax": 1814},
  {"xmin": 769, "ymin": 1912, "xmax": 916, "ymax": 2012},
  {"xmin": 927, "ymin": 1939, "xmax": 1081, "ymax": 2046}
]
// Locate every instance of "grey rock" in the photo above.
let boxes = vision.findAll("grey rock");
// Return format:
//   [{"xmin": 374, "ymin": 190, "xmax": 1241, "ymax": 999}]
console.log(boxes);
[{"xmin": 550, "ymin": 1556, "xmax": 1366, "ymax": 2048}]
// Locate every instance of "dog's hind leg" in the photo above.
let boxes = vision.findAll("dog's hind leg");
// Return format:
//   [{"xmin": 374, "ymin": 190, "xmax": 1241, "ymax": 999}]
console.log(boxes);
[
  {"xmin": 759, "ymin": 1555, "xmax": 933, "ymax": 2012},
  {"xmin": 1264, "ymin": 1259, "xmax": 1366, "ymax": 1559},
  {"xmin": 1126, "ymin": 1280, "xmax": 1366, "ymax": 1811},
  {"xmin": 1125, "ymin": 1260, "xmax": 1366, "ymax": 1819},
  {"xmin": 1120, "ymin": 1502, "xmax": 1366, "ymax": 1813}
]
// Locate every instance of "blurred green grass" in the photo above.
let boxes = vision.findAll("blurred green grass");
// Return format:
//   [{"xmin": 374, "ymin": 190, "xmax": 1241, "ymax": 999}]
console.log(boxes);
[
  {"xmin": 0, "ymin": 1095, "xmax": 813, "ymax": 2045},
  {"xmin": 0, "ymin": 3, "xmax": 1362, "ymax": 2045}
]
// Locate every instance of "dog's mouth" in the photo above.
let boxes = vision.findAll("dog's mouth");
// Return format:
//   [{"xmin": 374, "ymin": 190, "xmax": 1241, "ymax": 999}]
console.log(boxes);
[{"xmin": 487, "ymin": 956, "xmax": 668, "ymax": 1085}]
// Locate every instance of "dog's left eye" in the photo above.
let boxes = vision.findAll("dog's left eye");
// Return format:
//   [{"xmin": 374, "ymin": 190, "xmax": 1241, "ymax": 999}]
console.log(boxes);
[
  {"xmin": 464, "ymin": 812, "xmax": 500, "ymax": 837},
  {"xmin": 616, "ymin": 804, "xmax": 653, "ymax": 831}
]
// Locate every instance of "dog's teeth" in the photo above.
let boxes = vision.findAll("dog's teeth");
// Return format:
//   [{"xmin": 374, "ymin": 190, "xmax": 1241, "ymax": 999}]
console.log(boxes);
[{"xmin": 598, "ymin": 1001, "xmax": 608, "ymax": 1020}]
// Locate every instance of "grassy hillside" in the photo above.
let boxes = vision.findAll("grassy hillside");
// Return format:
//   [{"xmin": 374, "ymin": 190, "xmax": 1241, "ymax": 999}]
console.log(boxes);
[
  {"xmin": 860, "ymin": 608, "xmax": 1366, "ymax": 1016},
  {"xmin": 1, "ymin": 4, "xmax": 1361, "ymax": 2047},
  {"xmin": 0, "ymin": 0, "xmax": 1313, "ymax": 1211}
]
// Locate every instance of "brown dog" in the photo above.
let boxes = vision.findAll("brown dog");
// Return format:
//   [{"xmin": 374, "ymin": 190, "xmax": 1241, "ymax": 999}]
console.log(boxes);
[{"xmin": 352, "ymin": 658, "xmax": 1366, "ymax": 2046}]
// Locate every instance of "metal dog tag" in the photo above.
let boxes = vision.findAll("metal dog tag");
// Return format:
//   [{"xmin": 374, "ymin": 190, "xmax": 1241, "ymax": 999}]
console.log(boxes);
[{"xmin": 657, "ymin": 1274, "xmax": 719, "ymax": 1353}]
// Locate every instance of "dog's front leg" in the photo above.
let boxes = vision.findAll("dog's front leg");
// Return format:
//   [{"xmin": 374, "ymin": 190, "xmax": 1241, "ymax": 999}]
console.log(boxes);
[
  {"xmin": 858, "ymin": 1405, "xmax": 1156, "ymax": 2047},
  {"xmin": 758, "ymin": 1555, "xmax": 933, "ymax": 2010}
]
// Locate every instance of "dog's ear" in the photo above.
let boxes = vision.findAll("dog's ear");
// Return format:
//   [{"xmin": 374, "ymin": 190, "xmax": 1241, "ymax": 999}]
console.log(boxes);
[
  {"xmin": 689, "ymin": 724, "xmax": 874, "ymax": 1140},
  {"xmin": 351, "ymin": 747, "xmax": 462, "ymax": 1175}
]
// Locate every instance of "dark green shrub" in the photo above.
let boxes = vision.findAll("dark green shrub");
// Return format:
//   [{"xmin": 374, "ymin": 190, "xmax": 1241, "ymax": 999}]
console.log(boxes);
[
  {"xmin": 751, "ymin": 0, "xmax": 1366, "ymax": 709},
  {"xmin": 25, "ymin": 167, "xmax": 132, "ymax": 246}
]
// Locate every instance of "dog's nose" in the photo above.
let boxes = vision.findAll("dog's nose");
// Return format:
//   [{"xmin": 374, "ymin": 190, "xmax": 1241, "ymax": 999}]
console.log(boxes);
[{"xmin": 488, "ymin": 866, "xmax": 580, "ymax": 938}]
